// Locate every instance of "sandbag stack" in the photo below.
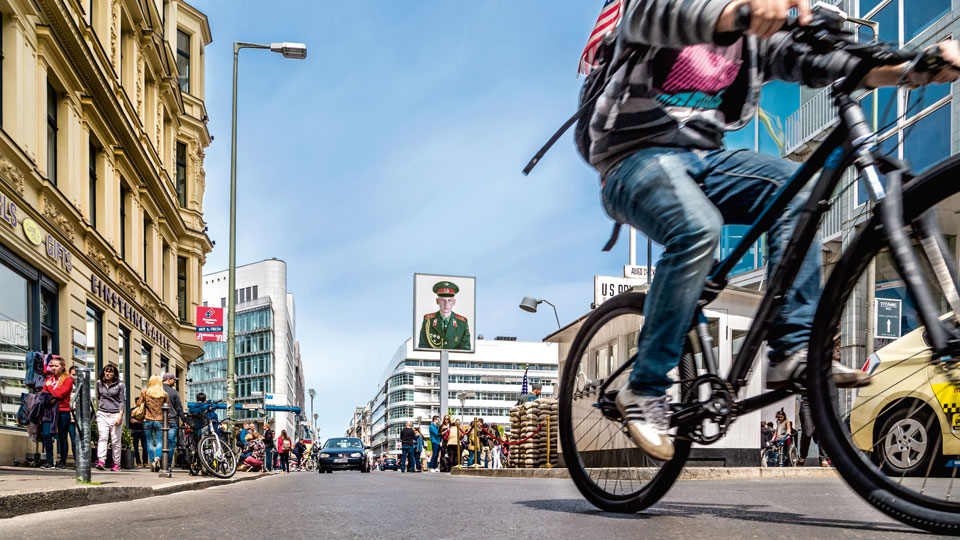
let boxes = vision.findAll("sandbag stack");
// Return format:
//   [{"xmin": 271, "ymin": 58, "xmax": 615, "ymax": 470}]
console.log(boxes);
[
  {"xmin": 535, "ymin": 397, "xmax": 559, "ymax": 467},
  {"xmin": 520, "ymin": 400, "xmax": 540, "ymax": 468}
]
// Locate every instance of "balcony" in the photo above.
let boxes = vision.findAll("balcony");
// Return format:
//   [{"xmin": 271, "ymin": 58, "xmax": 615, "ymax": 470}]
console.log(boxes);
[{"xmin": 784, "ymin": 87, "xmax": 837, "ymax": 161}]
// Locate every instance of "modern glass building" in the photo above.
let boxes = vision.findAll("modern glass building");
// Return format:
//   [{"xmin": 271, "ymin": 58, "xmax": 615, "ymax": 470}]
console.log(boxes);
[{"xmin": 188, "ymin": 259, "xmax": 306, "ymax": 438}]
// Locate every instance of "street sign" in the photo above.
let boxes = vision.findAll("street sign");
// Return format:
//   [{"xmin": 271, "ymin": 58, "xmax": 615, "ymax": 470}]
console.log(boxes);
[
  {"xmin": 265, "ymin": 393, "xmax": 287, "ymax": 405},
  {"xmin": 875, "ymin": 298, "xmax": 902, "ymax": 339},
  {"xmin": 623, "ymin": 265, "xmax": 655, "ymax": 283},
  {"xmin": 594, "ymin": 275, "xmax": 645, "ymax": 307},
  {"xmin": 242, "ymin": 404, "xmax": 260, "ymax": 410}
]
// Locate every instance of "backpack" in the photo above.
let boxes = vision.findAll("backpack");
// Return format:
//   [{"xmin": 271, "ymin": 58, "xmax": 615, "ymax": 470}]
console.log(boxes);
[{"xmin": 523, "ymin": 28, "xmax": 639, "ymax": 176}]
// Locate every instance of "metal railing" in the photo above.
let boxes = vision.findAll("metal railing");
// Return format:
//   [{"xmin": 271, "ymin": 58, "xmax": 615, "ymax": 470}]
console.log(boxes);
[{"xmin": 784, "ymin": 87, "xmax": 837, "ymax": 158}]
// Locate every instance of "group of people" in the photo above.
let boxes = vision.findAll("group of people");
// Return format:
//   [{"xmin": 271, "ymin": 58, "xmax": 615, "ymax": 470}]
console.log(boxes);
[
  {"xmin": 391, "ymin": 415, "xmax": 508, "ymax": 473},
  {"xmin": 233, "ymin": 422, "xmax": 305, "ymax": 473}
]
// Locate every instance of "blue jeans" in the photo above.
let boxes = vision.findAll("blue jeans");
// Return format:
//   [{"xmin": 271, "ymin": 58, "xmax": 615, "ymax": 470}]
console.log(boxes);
[
  {"xmin": 42, "ymin": 411, "xmax": 73, "ymax": 465},
  {"xmin": 429, "ymin": 442, "xmax": 441, "ymax": 469},
  {"xmin": 400, "ymin": 446, "xmax": 416, "ymax": 472},
  {"xmin": 265, "ymin": 447, "xmax": 275, "ymax": 471},
  {"xmin": 144, "ymin": 421, "xmax": 163, "ymax": 461},
  {"xmin": 602, "ymin": 147, "xmax": 821, "ymax": 396},
  {"xmin": 167, "ymin": 426, "xmax": 178, "ymax": 466}
]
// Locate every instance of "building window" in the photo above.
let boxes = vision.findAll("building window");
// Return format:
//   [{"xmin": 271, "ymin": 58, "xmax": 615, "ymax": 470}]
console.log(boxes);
[
  {"xmin": 160, "ymin": 355, "xmax": 169, "ymax": 376},
  {"xmin": 86, "ymin": 305, "xmax": 102, "ymax": 397},
  {"xmin": 220, "ymin": 297, "xmax": 226, "ymax": 308},
  {"xmin": 141, "ymin": 342, "xmax": 152, "ymax": 389},
  {"xmin": 88, "ymin": 142, "xmax": 98, "ymax": 227},
  {"xmin": 0, "ymin": 13, "xmax": 4, "ymax": 128},
  {"xmin": 118, "ymin": 326, "xmax": 130, "ymax": 412},
  {"xmin": 119, "ymin": 187, "xmax": 127, "ymax": 259},
  {"xmin": 46, "ymin": 84, "xmax": 58, "ymax": 185},
  {"xmin": 176, "ymin": 30, "xmax": 190, "ymax": 93},
  {"xmin": 143, "ymin": 217, "xmax": 150, "ymax": 283},
  {"xmin": 252, "ymin": 286, "xmax": 258, "ymax": 300},
  {"xmin": 903, "ymin": 104, "xmax": 951, "ymax": 175},
  {"xmin": 177, "ymin": 256, "xmax": 187, "ymax": 321},
  {"xmin": 905, "ymin": 0, "xmax": 950, "ymax": 42},
  {"xmin": 175, "ymin": 141, "xmax": 187, "ymax": 207}
]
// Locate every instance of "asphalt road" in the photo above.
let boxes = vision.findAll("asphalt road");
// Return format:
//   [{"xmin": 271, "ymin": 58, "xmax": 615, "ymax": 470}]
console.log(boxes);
[{"xmin": 0, "ymin": 470, "xmax": 952, "ymax": 539}]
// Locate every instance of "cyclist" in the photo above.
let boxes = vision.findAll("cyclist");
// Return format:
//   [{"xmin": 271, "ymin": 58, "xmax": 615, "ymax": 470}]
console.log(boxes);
[{"xmin": 586, "ymin": 0, "xmax": 960, "ymax": 461}]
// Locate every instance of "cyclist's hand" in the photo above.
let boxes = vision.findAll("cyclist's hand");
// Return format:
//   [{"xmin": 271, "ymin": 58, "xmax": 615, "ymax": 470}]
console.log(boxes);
[
  {"xmin": 909, "ymin": 40, "xmax": 960, "ymax": 87},
  {"xmin": 717, "ymin": 0, "xmax": 812, "ymax": 38}
]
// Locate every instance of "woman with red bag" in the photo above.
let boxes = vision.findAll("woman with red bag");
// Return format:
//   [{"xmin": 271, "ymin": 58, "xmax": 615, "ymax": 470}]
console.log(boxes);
[{"xmin": 277, "ymin": 430, "xmax": 293, "ymax": 473}]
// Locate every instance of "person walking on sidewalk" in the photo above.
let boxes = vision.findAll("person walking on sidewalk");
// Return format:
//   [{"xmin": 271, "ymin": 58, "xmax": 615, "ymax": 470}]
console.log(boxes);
[
  {"xmin": 399, "ymin": 421, "xmax": 416, "ymax": 473},
  {"xmin": 95, "ymin": 364, "xmax": 125, "ymax": 471},
  {"xmin": 428, "ymin": 415, "xmax": 442, "ymax": 472},
  {"xmin": 277, "ymin": 430, "xmax": 293, "ymax": 473},
  {"xmin": 161, "ymin": 373, "xmax": 187, "ymax": 468},
  {"xmin": 139, "ymin": 375, "xmax": 169, "ymax": 472},
  {"xmin": 413, "ymin": 427, "xmax": 424, "ymax": 472},
  {"xmin": 263, "ymin": 424, "xmax": 275, "ymax": 472},
  {"xmin": 41, "ymin": 356, "xmax": 72, "ymax": 470}
]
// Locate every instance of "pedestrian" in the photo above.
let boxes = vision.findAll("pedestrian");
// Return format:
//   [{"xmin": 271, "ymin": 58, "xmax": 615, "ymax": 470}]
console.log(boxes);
[
  {"xmin": 467, "ymin": 418, "xmax": 481, "ymax": 468},
  {"xmin": 240, "ymin": 433, "xmax": 266, "ymax": 472},
  {"xmin": 399, "ymin": 421, "xmax": 416, "ymax": 473},
  {"xmin": 95, "ymin": 363, "xmax": 125, "ymax": 471},
  {"xmin": 66, "ymin": 365, "xmax": 79, "ymax": 465},
  {"xmin": 428, "ymin": 415, "xmax": 442, "ymax": 472},
  {"xmin": 40, "ymin": 356, "xmax": 72, "ymax": 469},
  {"xmin": 129, "ymin": 411, "xmax": 148, "ymax": 468},
  {"xmin": 478, "ymin": 418, "xmax": 491, "ymax": 468},
  {"xmin": 798, "ymin": 396, "xmax": 829, "ymax": 466},
  {"xmin": 443, "ymin": 420, "xmax": 461, "ymax": 471},
  {"xmin": 774, "ymin": 408, "xmax": 793, "ymax": 466},
  {"xmin": 760, "ymin": 420, "xmax": 774, "ymax": 449},
  {"xmin": 139, "ymin": 375, "xmax": 170, "ymax": 472},
  {"xmin": 413, "ymin": 427, "xmax": 424, "ymax": 472},
  {"xmin": 263, "ymin": 423, "xmax": 276, "ymax": 473},
  {"xmin": 161, "ymin": 373, "xmax": 187, "ymax": 467},
  {"xmin": 489, "ymin": 422, "xmax": 502, "ymax": 468},
  {"xmin": 277, "ymin": 430, "xmax": 293, "ymax": 473}
]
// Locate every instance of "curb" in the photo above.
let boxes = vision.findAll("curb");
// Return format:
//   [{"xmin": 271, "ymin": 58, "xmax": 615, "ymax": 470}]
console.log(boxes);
[
  {"xmin": 450, "ymin": 467, "xmax": 840, "ymax": 480},
  {"xmin": 0, "ymin": 473, "xmax": 264, "ymax": 518}
]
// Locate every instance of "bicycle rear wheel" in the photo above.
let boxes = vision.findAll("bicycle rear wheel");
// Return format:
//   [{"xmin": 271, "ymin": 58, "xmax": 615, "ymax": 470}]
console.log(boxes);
[
  {"xmin": 559, "ymin": 292, "xmax": 696, "ymax": 513},
  {"xmin": 198, "ymin": 436, "xmax": 237, "ymax": 479},
  {"xmin": 809, "ymin": 154, "xmax": 960, "ymax": 533}
]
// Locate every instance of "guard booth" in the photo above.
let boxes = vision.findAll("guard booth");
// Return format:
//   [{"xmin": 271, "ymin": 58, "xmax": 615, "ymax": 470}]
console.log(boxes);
[{"xmin": 546, "ymin": 286, "xmax": 797, "ymax": 466}]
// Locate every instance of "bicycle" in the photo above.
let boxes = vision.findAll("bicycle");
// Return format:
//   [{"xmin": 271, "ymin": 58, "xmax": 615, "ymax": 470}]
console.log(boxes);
[
  {"xmin": 558, "ymin": 4, "xmax": 960, "ymax": 534},
  {"xmin": 302, "ymin": 455, "xmax": 318, "ymax": 472},
  {"xmin": 182, "ymin": 401, "xmax": 237, "ymax": 479},
  {"xmin": 761, "ymin": 435, "xmax": 798, "ymax": 468}
]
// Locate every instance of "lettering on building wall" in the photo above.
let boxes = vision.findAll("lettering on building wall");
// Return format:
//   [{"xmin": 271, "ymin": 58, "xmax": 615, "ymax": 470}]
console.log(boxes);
[
  {"xmin": 1, "ymin": 190, "xmax": 74, "ymax": 272},
  {"xmin": 90, "ymin": 274, "xmax": 172, "ymax": 351},
  {"xmin": 45, "ymin": 235, "xmax": 72, "ymax": 272},
  {"xmin": 0, "ymin": 192, "xmax": 18, "ymax": 229}
]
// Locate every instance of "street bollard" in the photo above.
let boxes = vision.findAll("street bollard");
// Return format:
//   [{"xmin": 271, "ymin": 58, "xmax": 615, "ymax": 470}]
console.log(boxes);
[
  {"xmin": 541, "ymin": 414, "xmax": 552, "ymax": 469},
  {"xmin": 159, "ymin": 403, "xmax": 172, "ymax": 478},
  {"xmin": 76, "ymin": 369, "xmax": 92, "ymax": 483}
]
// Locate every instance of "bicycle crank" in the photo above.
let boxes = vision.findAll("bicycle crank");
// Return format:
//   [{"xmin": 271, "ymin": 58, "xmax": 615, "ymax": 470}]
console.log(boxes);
[{"xmin": 672, "ymin": 375, "xmax": 737, "ymax": 445}]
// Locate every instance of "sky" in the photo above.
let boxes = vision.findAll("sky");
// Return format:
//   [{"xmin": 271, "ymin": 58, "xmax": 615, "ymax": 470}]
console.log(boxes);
[{"xmin": 189, "ymin": 0, "xmax": 801, "ymax": 439}]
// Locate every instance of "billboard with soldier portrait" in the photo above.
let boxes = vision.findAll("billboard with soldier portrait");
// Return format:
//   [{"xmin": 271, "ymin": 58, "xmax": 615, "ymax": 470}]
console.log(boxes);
[{"xmin": 413, "ymin": 273, "xmax": 476, "ymax": 353}]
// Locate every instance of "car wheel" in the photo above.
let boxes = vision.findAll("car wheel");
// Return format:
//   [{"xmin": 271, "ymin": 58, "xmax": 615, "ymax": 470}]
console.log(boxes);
[{"xmin": 876, "ymin": 406, "xmax": 941, "ymax": 477}]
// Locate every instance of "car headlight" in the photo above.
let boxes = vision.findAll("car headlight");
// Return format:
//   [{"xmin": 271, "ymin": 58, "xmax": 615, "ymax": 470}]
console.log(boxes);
[
  {"xmin": 350, "ymin": 452, "xmax": 362, "ymax": 457},
  {"xmin": 320, "ymin": 453, "xmax": 330, "ymax": 458}
]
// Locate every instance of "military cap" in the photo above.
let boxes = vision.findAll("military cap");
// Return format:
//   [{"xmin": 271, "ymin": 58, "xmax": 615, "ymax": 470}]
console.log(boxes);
[
  {"xmin": 433, "ymin": 281, "xmax": 459, "ymax": 297},
  {"xmin": 532, "ymin": 383, "xmax": 543, "ymax": 390}
]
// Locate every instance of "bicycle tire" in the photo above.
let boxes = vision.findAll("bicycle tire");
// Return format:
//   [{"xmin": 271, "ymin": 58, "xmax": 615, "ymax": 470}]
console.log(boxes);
[
  {"xmin": 809, "ymin": 153, "xmax": 960, "ymax": 533},
  {"xmin": 198, "ymin": 435, "xmax": 237, "ymax": 479},
  {"xmin": 559, "ymin": 291, "xmax": 694, "ymax": 513}
]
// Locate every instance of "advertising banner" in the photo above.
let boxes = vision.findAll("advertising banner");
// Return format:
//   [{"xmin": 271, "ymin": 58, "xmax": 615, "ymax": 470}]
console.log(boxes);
[
  {"xmin": 413, "ymin": 273, "xmax": 476, "ymax": 352},
  {"xmin": 195, "ymin": 306, "xmax": 225, "ymax": 342}
]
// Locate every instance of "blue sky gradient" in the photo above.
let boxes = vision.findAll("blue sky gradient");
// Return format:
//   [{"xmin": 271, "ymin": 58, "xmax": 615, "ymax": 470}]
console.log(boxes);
[{"xmin": 191, "ymin": 1, "xmax": 800, "ymax": 437}]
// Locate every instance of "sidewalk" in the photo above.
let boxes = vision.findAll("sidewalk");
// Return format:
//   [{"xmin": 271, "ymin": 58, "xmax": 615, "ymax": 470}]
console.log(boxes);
[
  {"xmin": 451, "ymin": 466, "xmax": 840, "ymax": 480},
  {"xmin": 0, "ymin": 466, "xmax": 267, "ymax": 518}
]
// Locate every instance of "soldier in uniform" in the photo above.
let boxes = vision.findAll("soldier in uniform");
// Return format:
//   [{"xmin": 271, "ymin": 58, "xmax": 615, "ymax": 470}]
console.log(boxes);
[{"xmin": 419, "ymin": 281, "xmax": 471, "ymax": 350}]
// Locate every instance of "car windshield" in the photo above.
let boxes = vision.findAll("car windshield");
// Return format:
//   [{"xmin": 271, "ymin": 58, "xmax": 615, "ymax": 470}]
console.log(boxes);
[{"xmin": 323, "ymin": 438, "xmax": 361, "ymax": 449}]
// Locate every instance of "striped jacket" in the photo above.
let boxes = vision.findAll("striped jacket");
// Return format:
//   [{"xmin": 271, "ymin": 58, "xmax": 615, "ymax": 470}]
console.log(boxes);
[{"xmin": 588, "ymin": 0, "xmax": 860, "ymax": 178}]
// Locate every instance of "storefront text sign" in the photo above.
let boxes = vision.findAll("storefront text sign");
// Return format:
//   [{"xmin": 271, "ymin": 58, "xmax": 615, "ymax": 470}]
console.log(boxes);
[
  {"xmin": 90, "ymin": 274, "xmax": 171, "ymax": 350},
  {"xmin": 195, "ymin": 306, "xmax": 225, "ymax": 342},
  {"xmin": 1, "ymin": 191, "xmax": 73, "ymax": 272}
]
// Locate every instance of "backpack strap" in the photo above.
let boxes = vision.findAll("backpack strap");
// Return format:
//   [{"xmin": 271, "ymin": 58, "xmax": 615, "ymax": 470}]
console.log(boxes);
[
  {"xmin": 602, "ymin": 222, "xmax": 622, "ymax": 252},
  {"xmin": 522, "ymin": 50, "xmax": 636, "ymax": 176}
]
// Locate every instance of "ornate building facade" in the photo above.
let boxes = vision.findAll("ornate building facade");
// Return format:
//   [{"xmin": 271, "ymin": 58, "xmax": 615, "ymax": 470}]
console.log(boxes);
[{"xmin": 0, "ymin": 0, "xmax": 212, "ymax": 463}]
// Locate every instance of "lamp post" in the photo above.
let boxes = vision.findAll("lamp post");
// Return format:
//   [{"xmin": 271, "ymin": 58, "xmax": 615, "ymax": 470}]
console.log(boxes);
[
  {"xmin": 519, "ymin": 297, "xmax": 561, "ymax": 329},
  {"xmin": 226, "ymin": 41, "xmax": 306, "ymax": 429},
  {"xmin": 308, "ymin": 388, "xmax": 316, "ymax": 432}
]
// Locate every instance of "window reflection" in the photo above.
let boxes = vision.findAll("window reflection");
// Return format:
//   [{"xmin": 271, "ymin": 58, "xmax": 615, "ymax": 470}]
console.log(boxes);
[{"xmin": 903, "ymin": 105, "xmax": 951, "ymax": 174}]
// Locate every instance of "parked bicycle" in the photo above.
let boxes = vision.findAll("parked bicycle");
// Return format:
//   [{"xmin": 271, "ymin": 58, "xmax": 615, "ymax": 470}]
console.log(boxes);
[
  {"xmin": 558, "ymin": 5, "xmax": 960, "ymax": 534},
  {"xmin": 761, "ymin": 435, "xmax": 799, "ymax": 467},
  {"xmin": 182, "ymin": 401, "xmax": 236, "ymax": 479}
]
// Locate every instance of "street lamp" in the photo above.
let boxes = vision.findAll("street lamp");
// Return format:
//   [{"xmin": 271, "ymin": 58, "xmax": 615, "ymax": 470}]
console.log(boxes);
[
  {"xmin": 226, "ymin": 40, "xmax": 307, "ymax": 430},
  {"xmin": 308, "ymin": 388, "xmax": 316, "ymax": 431},
  {"xmin": 519, "ymin": 296, "xmax": 561, "ymax": 329}
]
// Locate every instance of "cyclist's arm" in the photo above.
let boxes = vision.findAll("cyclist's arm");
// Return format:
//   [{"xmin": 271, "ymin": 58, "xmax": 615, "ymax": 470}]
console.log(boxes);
[{"xmin": 620, "ymin": 0, "xmax": 746, "ymax": 49}]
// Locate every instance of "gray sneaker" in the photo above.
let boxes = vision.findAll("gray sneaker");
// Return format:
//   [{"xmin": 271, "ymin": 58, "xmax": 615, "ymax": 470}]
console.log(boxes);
[
  {"xmin": 615, "ymin": 385, "xmax": 674, "ymax": 461},
  {"xmin": 766, "ymin": 349, "xmax": 872, "ymax": 389}
]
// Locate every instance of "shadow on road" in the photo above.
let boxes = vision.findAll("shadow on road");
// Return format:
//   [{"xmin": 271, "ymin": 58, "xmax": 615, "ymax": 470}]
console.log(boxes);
[{"xmin": 516, "ymin": 499, "xmax": 927, "ymax": 535}]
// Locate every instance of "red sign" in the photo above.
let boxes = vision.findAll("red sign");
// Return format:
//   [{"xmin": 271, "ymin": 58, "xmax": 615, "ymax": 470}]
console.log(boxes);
[{"xmin": 195, "ymin": 306, "xmax": 225, "ymax": 342}]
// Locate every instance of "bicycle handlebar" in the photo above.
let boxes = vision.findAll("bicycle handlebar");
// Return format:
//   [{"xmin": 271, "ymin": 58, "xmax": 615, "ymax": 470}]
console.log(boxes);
[{"xmin": 732, "ymin": 4, "xmax": 950, "ymax": 76}]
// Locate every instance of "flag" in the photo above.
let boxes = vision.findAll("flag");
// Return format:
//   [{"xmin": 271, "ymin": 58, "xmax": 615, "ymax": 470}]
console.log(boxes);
[
  {"xmin": 521, "ymin": 366, "xmax": 529, "ymax": 395},
  {"xmin": 579, "ymin": 0, "xmax": 624, "ymax": 75}
]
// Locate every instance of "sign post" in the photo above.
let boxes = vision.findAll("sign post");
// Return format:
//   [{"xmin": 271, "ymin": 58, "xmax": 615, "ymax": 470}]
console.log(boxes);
[{"xmin": 875, "ymin": 298, "xmax": 902, "ymax": 339}]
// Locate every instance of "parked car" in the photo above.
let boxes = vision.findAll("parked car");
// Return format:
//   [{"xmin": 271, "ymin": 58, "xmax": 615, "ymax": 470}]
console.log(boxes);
[
  {"xmin": 849, "ymin": 319, "xmax": 960, "ymax": 476},
  {"xmin": 317, "ymin": 437, "xmax": 369, "ymax": 473},
  {"xmin": 381, "ymin": 456, "xmax": 401, "ymax": 471}
]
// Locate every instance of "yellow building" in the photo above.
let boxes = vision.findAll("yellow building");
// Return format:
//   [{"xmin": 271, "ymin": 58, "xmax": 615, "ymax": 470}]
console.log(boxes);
[{"xmin": 0, "ymin": 0, "xmax": 212, "ymax": 464}]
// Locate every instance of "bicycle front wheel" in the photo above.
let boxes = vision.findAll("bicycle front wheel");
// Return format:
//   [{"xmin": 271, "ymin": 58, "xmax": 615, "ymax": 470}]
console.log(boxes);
[
  {"xmin": 559, "ymin": 292, "xmax": 696, "ymax": 513},
  {"xmin": 809, "ymin": 154, "xmax": 960, "ymax": 534},
  {"xmin": 198, "ymin": 436, "xmax": 237, "ymax": 479}
]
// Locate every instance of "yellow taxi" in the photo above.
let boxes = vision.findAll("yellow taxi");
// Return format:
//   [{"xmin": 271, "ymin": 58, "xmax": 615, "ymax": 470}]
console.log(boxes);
[{"xmin": 850, "ymin": 320, "xmax": 960, "ymax": 476}]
